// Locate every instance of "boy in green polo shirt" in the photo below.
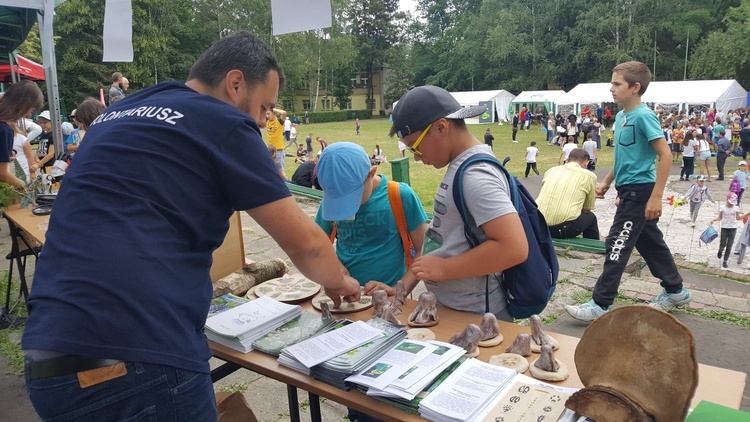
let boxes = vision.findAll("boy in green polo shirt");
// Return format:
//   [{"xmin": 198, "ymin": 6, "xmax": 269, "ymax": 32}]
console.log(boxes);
[{"xmin": 565, "ymin": 61, "xmax": 691, "ymax": 322}]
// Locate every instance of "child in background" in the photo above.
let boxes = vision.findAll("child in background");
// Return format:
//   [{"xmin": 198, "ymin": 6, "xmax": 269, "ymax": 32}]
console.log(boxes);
[
  {"xmin": 305, "ymin": 132, "xmax": 313, "ymax": 154},
  {"xmin": 680, "ymin": 131, "xmax": 697, "ymax": 181},
  {"xmin": 672, "ymin": 123, "xmax": 685, "ymax": 163},
  {"xmin": 294, "ymin": 143, "xmax": 307, "ymax": 163},
  {"xmin": 711, "ymin": 193, "xmax": 743, "ymax": 268},
  {"xmin": 582, "ymin": 132, "xmax": 598, "ymax": 171},
  {"xmin": 525, "ymin": 141, "xmax": 540, "ymax": 177},
  {"xmin": 733, "ymin": 161, "xmax": 748, "ymax": 206},
  {"xmin": 682, "ymin": 175, "xmax": 714, "ymax": 227}
]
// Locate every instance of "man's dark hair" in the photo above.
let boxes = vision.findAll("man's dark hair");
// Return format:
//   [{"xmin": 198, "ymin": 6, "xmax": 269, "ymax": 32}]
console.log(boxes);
[
  {"xmin": 188, "ymin": 31, "xmax": 285, "ymax": 91},
  {"xmin": 112, "ymin": 72, "xmax": 122, "ymax": 83},
  {"xmin": 568, "ymin": 148, "xmax": 590, "ymax": 163}
]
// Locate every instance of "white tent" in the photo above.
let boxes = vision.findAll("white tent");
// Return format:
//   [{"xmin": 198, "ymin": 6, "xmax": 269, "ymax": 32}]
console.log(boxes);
[
  {"xmin": 555, "ymin": 83, "xmax": 611, "ymax": 117},
  {"xmin": 512, "ymin": 90, "xmax": 565, "ymax": 114},
  {"xmin": 556, "ymin": 80, "xmax": 747, "ymax": 117},
  {"xmin": 449, "ymin": 89, "xmax": 516, "ymax": 123},
  {"xmin": 642, "ymin": 80, "xmax": 747, "ymax": 115}
]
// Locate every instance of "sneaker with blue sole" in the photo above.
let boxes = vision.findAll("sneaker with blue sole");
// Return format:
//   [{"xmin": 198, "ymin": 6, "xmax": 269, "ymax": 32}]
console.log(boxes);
[
  {"xmin": 648, "ymin": 287, "xmax": 692, "ymax": 312},
  {"xmin": 564, "ymin": 299, "xmax": 611, "ymax": 322}
]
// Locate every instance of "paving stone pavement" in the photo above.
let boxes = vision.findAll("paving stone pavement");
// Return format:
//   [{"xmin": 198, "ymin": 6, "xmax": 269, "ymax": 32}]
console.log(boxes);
[{"xmin": 2, "ymin": 162, "xmax": 749, "ymax": 421}]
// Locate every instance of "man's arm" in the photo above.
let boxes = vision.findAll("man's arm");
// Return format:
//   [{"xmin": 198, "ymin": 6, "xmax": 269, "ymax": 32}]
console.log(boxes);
[
  {"xmin": 410, "ymin": 213, "xmax": 528, "ymax": 282},
  {"xmin": 646, "ymin": 138, "xmax": 671, "ymax": 220},
  {"xmin": 246, "ymin": 197, "xmax": 360, "ymax": 306}
]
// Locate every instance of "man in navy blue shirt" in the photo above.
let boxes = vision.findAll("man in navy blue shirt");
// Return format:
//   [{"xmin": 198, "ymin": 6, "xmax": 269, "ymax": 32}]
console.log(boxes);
[{"xmin": 22, "ymin": 31, "xmax": 360, "ymax": 421}]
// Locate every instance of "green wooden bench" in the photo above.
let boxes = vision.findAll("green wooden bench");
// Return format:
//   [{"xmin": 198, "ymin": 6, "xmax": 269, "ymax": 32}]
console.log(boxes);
[
  {"xmin": 285, "ymin": 181, "xmax": 324, "ymax": 200},
  {"xmin": 552, "ymin": 237, "xmax": 606, "ymax": 254}
]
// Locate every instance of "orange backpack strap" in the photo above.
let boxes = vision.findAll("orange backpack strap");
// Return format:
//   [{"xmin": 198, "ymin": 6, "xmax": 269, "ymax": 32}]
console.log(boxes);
[
  {"xmin": 387, "ymin": 181, "xmax": 413, "ymax": 268},
  {"xmin": 329, "ymin": 222, "xmax": 337, "ymax": 243}
]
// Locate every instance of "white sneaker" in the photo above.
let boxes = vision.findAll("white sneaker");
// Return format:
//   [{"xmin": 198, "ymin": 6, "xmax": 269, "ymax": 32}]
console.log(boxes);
[
  {"xmin": 512, "ymin": 140, "xmax": 518, "ymax": 143},
  {"xmin": 564, "ymin": 299, "xmax": 611, "ymax": 322},
  {"xmin": 648, "ymin": 288, "xmax": 692, "ymax": 312}
]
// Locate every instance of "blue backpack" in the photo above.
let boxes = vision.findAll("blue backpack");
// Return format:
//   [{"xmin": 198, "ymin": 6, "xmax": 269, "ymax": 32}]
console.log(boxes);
[{"xmin": 452, "ymin": 153, "xmax": 558, "ymax": 319}]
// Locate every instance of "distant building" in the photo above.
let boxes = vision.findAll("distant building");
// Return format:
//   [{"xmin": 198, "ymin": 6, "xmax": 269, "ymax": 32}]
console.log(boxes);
[{"xmin": 281, "ymin": 69, "xmax": 391, "ymax": 115}]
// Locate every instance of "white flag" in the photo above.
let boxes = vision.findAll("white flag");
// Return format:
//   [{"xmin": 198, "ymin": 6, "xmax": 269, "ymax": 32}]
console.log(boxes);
[
  {"xmin": 103, "ymin": 0, "xmax": 133, "ymax": 62},
  {"xmin": 271, "ymin": 0, "xmax": 332, "ymax": 35}
]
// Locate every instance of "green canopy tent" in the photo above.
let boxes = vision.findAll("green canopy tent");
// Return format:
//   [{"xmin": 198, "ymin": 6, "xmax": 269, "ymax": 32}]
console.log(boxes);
[{"xmin": 0, "ymin": 1, "xmax": 65, "ymax": 160}]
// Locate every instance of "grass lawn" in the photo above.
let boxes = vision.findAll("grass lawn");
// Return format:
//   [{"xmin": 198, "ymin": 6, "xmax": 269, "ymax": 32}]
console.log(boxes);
[{"xmin": 275, "ymin": 118, "xmax": 614, "ymax": 208}]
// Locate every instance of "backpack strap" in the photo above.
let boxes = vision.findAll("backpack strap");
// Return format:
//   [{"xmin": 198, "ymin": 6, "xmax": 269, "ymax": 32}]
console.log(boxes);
[
  {"xmin": 387, "ymin": 180, "xmax": 413, "ymax": 269},
  {"xmin": 328, "ymin": 181, "xmax": 413, "ymax": 269},
  {"xmin": 452, "ymin": 153, "xmax": 518, "ymax": 314}
]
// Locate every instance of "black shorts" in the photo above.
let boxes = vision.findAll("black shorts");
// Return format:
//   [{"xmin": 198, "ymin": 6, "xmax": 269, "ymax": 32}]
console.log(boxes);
[{"xmin": 672, "ymin": 143, "xmax": 682, "ymax": 153}]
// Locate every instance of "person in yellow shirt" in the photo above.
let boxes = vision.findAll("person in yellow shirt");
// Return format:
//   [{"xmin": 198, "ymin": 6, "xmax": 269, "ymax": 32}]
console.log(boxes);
[
  {"xmin": 536, "ymin": 148, "xmax": 599, "ymax": 239},
  {"xmin": 266, "ymin": 107, "xmax": 287, "ymax": 179}
]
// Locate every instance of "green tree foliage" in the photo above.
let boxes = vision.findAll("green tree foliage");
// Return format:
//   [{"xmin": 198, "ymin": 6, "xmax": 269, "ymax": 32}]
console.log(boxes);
[{"xmin": 690, "ymin": 0, "xmax": 750, "ymax": 87}]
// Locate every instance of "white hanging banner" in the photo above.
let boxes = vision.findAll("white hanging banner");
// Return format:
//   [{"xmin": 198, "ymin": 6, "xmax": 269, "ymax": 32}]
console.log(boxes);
[
  {"xmin": 271, "ymin": 0, "xmax": 332, "ymax": 35},
  {"xmin": 102, "ymin": 0, "xmax": 133, "ymax": 62}
]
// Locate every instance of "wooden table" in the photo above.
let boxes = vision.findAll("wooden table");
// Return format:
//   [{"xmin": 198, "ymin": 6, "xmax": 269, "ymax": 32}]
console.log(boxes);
[{"xmin": 209, "ymin": 299, "xmax": 747, "ymax": 421}]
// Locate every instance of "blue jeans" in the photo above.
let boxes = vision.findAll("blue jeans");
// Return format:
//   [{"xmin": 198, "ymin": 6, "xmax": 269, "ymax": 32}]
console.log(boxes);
[{"xmin": 26, "ymin": 361, "xmax": 217, "ymax": 421}]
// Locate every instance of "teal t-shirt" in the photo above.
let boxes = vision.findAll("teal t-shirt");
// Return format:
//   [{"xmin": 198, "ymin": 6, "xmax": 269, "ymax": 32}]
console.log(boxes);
[
  {"xmin": 315, "ymin": 175, "xmax": 428, "ymax": 287},
  {"xmin": 613, "ymin": 103, "xmax": 664, "ymax": 187}
]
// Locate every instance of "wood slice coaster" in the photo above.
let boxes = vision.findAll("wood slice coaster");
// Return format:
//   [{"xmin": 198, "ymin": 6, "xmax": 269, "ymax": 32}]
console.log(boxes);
[
  {"xmin": 244, "ymin": 285, "xmax": 258, "ymax": 299},
  {"xmin": 489, "ymin": 353, "xmax": 529, "ymax": 373},
  {"xmin": 478, "ymin": 333, "xmax": 504, "ymax": 347},
  {"xmin": 530, "ymin": 335, "xmax": 559, "ymax": 353},
  {"xmin": 406, "ymin": 328, "xmax": 436, "ymax": 341},
  {"xmin": 407, "ymin": 317, "xmax": 439, "ymax": 328},
  {"xmin": 311, "ymin": 289, "xmax": 373, "ymax": 314},
  {"xmin": 253, "ymin": 273, "xmax": 321, "ymax": 303}
]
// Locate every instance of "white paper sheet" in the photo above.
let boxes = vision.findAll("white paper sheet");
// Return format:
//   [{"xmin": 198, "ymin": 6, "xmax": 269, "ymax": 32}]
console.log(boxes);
[
  {"xmin": 271, "ymin": 0, "xmax": 332, "ymax": 35},
  {"xmin": 103, "ymin": 0, "xmax": 133, "ymax": 62}
]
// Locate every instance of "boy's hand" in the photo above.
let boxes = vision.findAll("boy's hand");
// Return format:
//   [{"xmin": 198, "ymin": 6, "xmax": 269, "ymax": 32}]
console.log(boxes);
[
  {"xmin": 595, "ymin": 182, "xmax": 610, "ymax": 198},
  {"xmin": 645, "ymin": 196, "xmax": 663, "ymax": 220},
  {"xmin": 324, "ymin": 275, "xmax": 361, "ymax": 308},
  {"xmin": 363, "ymin": 281, "xmax": 394, "ymax": 296},
  {"xmin": 411, "ymin": 255, "xmax": 449, "ymax": 282}
]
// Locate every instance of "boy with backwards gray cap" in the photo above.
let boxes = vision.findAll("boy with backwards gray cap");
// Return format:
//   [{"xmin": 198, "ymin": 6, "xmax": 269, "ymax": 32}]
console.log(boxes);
[{"xmin": 389, "ymin": 85, "xmax": 529, "ymax": 321}]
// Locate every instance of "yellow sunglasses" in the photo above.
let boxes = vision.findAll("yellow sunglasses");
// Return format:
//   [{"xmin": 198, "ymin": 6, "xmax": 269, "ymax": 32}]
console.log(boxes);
[{"xmin": 406, "ymin": 123, "xmax": 433, "ymax": 156}]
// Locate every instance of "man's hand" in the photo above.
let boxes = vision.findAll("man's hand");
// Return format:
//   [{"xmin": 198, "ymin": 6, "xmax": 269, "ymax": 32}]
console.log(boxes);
[
  {"xmin": 324, "ymin": 275, "xmax": 361, "ymax": 308},
  {"xmin": 363, "ymin": 281, "xmax": 395, "ymax": 296},
  {"xmin": 411, "ymin": 255, "xmax": 450, "ymax": 282},
  {"xmin": 645, "ymin": 195, "xmax": 663, "ymax": 220}
]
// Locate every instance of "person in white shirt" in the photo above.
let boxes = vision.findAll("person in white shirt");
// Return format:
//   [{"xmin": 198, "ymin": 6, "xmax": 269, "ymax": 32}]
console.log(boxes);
[
  {"xmin": 283, "ymin": 116, "xmax": 292, "ymax": 144},
  {"xmin": 10, "ymin": 128, "xmax": 34, "ymax": 182},
  {"xmin": 559, "ymin": 137, "xmax": 578, "ymax": 164},
  {"xmin": 525, "ymin": 141, "xmax": 540, "ymax": 177},
  {"xmin": 16, "ymin": 117, "xmax": 41, "ymax": 144}
]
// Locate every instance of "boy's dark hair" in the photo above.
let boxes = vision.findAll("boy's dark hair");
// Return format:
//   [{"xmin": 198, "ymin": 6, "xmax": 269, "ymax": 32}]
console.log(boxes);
[
  {"xmin": 613, "ymin": 61, "xmax": 651, "ymax": 96},
  {"xmin": 530, "ymin": 141, "xmax": 536, "ymax": 146},
  {"xmin": 587, "ymin": 132, "xmax": 593, "ymax": 139},
  {"xmin": 188, "ymin": 31, "xmax": 285, "ymax": 91},
  {"xmin": 76, "ymin": 98, "xmax": 106, "ymax": 129}
]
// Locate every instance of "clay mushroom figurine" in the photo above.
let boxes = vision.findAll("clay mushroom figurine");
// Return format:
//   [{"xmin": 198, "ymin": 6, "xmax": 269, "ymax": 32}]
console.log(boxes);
[
  {"xmin": 408, "ymin": 291, "xmax": 439, "ymax": 327},
  {"xmin": 380, "ymin": 302, "xmax": 402, "ymax": 325},
  {"xmin": 529, "ymin": 344, "xmax": 569, "ymax": 382},
  {"xmin": 505, "ymin": 333, "xmax": 532, "ymax": 357},
  {"xmin": 477, "ymin": 313, "xmax": 503, "ymax": 347},
  {"xmin": 529, "ymin": 314, "xmax": 559, "ymax": 352},
  {"xmin": 320, "ymin": 301, "xmax": 333, "ymax": 320},
  {"xmin": 393, "ymin": 280, "xmax": 407, "ymax": 306},
  {"xmin": 449, "ymin": 323, "xmax": 482, "ymax": 358},
  {"xmin": 372, "ymin": 290, "xmax": 390, "ymax": 319}
]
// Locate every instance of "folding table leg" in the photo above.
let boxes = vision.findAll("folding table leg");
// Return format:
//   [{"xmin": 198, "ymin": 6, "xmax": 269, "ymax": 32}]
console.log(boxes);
[
  {"xmin": 287, "ymin": 384, "xmax": 300, "ymax": 422},
  {"xmin": 308, "ymin": 392, "xmax": 322, "ymax": 422}
]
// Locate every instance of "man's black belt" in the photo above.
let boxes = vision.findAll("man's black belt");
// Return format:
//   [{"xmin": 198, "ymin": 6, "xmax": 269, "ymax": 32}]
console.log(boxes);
[{"xmin": 26, "ymin": 355, "xmax": 122, "ymax": 380}]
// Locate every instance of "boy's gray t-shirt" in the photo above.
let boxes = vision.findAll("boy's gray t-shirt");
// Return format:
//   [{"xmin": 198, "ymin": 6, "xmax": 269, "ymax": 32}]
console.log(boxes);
[{"xmin": 422, "ymin": 144, "xmax": 516, "ymax": 316}]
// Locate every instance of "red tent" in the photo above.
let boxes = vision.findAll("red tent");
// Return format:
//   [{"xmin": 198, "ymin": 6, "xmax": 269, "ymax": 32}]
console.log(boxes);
[{"xmin": 0, "ymin": 55, "xmax": 44, "ymax": 82}]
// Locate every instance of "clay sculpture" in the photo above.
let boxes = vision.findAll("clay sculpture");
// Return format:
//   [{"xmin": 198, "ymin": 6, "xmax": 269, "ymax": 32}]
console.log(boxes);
[
  {"xmin": 380, "ymin": 302, "xmax": 402, "ymax": 325},
  {"xmin": 477, "ymin": 313, "xmax": 504, "ymax": 347},
  {"xmin": 529, "ymin": 314, "xmax": 559, "ymax": 352},
  {"xmin": 529, "ymin": 345, "xmax": 569, "ymax": 381},
  {"xmin": 406, "ymin": 328, "xmax": 436, "ymax": 341},
  {"xmin": 372, "ymin": 290, "xmax": 390, "ymax": 319},
  {"xmin": 505, "ymin": 333, "xmax": 532, "ymax": 357},
  {"xmin": 565, "ymin": 305, "xmax": 699, "ymax": 422},
  {"xmin": 449, "ymin": 323, "xmax": 482, "ymax": 358},
  {"xmin": 320, "ymin": 301, "xmax": 333, "ymax": 320},
  {"xmin": 408, "ymin": 291, "xmax": 439, "ymax": 327},
  {"xmin": 393, "ymin": 280, "xmax": 407, "ymax": 306}
]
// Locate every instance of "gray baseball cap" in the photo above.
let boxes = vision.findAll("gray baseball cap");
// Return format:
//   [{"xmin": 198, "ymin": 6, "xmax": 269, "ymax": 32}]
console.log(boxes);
[{"xmin": 391, "ymin": 85, "xmax": 487, "ymax": 138}]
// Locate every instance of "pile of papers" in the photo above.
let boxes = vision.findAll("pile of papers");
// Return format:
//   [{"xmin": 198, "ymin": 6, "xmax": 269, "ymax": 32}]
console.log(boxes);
[
  {"xmin": 204, "ymin": 295, "xmax": 301, "ymax": 353},
  {"xmin": 362, "ymin": 341, "xmax": 465, "ymax": 401},
  {"xmin": 252, "ymin": 311, "xmax": 337, "ymax": 356},
  {"xmin": 418, "ymin": 358, "xmax": 517, "ymax": 422}
]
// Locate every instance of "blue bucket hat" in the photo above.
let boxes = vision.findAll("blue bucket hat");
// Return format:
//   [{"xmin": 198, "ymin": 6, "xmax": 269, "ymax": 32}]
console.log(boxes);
[{"xmin": 317, "ymin": 142, "xmax": 372, "ymax": 221}]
